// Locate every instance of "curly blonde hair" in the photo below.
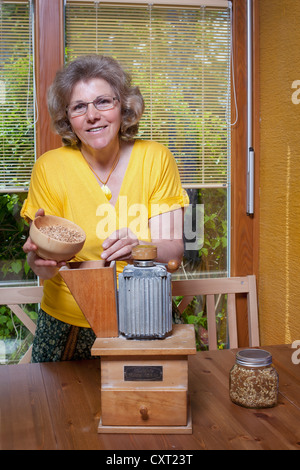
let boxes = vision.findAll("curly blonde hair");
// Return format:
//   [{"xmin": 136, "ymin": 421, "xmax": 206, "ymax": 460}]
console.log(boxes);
[{"xmin": 47, "ymin": 55, "xmax": 145, "ymax": 147}]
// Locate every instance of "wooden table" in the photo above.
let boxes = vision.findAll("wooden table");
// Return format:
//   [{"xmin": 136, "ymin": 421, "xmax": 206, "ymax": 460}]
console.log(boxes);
[{"xmin": 0, "ymin": 344, "xmax": 299, "ymax": 450}]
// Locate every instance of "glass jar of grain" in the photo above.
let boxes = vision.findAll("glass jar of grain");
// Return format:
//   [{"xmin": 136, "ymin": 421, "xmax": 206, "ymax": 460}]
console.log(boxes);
[{"xmin": 229, "ymin": 349, "xmax": 279, "ymax": 408}]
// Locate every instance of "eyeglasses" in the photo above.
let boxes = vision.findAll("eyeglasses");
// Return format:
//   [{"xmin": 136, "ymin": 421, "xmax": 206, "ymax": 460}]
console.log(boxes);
[{"xmin": 67, "ymin": 95, "xmax": 119, "ymax": 118}]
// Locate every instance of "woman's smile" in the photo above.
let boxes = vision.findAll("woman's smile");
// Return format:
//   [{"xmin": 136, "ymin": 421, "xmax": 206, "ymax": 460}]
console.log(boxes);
[{"xmin": 87, "ymin": 126, "xmax": 106, "ymax": 132}]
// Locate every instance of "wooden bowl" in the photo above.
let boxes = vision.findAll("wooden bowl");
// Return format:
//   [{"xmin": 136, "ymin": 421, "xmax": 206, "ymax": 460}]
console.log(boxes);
[{"xmin": 29, "ymin": 215, "xmax": 86, "ymax": 262}]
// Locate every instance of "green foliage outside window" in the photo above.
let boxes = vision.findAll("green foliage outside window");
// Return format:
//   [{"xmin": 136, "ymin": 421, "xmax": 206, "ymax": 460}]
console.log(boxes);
[
  {"xmin": 179, "ymin": 187, "xmax": 228, "ymax": 350},
  {"xmin": 0, "ymin": 193, "xmax": 37, "ymax": 346},
  {"xmin": 0, "ymin": 193, "xmax": 38, "ymax": 362}
]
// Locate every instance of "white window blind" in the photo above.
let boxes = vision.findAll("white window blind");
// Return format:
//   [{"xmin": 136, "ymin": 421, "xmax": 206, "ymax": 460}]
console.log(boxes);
[
  {"xmin": 0, "ymin": 0, "xmax": 35, "ymax": 192},
  {"xmin": 65, "ymin": 1, "xmax": 231, "ymax": 187}
]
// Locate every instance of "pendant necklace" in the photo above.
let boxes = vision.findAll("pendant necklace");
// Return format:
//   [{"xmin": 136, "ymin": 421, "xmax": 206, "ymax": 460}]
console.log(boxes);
[{"xmin": 85, "ymin": 150, "xmax": 120, "ymax": 201}]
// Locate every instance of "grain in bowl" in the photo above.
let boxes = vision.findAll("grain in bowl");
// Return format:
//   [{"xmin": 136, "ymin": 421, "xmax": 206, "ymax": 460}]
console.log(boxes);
[{"xmin": 29, "ymin": 215, "xmax": 86, "ymax": 262}]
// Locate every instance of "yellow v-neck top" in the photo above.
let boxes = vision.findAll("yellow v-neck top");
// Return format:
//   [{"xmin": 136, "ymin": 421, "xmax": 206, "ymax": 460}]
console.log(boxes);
[{"xmin": 21, "ymin": 139, "xmax": 188, "ymax": 327}]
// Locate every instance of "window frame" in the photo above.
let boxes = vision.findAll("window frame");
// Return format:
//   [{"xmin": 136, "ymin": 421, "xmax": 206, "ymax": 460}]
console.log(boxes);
[{"xmin": 33, "ymin": 0, "xmax": 259, "ymax": 346}]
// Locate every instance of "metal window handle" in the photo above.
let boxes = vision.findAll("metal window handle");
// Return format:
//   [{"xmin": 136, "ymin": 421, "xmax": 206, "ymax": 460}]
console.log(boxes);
[{"xmin": 247, "ymin": 147, "xmax": 254, "ymax": 215}]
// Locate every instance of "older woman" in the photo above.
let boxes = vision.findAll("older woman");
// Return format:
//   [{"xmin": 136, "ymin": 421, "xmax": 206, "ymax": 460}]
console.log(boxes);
[{"xmin": 22, "ymin": 54, "xmax": 188, "ymax": 362}]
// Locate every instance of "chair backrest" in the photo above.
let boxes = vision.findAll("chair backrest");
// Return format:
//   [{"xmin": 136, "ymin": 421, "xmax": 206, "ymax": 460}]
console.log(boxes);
[
  {"xmin": 172, "ymin": 275, "xmax": 259, "ymax": 350},
  {"xmin": 0, "ymin": 286, "xmax": 43, "ymax": 363}
]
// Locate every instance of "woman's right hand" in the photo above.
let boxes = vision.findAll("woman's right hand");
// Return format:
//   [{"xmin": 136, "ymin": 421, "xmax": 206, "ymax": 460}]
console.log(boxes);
[{"xmin": 23, "ymin": 208, "xmax": 66, "ymax": 280}]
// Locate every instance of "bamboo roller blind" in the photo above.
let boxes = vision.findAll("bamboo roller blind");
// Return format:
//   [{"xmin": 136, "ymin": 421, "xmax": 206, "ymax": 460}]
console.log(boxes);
[
  {"xmin": 0, "ymin": 0, "xmax": 34, "ymax": 191},
  {"xmin": 65, "ymin": 1, "xmax": 231, "ymax": 187}
]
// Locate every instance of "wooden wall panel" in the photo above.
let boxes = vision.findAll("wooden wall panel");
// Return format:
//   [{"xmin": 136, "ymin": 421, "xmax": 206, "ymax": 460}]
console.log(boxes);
[{"xmin": 259, "ymin": 0, "xmax": 300, "ymax": 345}]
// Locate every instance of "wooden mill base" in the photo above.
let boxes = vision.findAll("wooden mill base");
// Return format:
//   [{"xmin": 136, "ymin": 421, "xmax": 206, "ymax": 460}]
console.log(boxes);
[{"xmin": 91, "ymin": 324, "xmax": 196, "ymax": 434}]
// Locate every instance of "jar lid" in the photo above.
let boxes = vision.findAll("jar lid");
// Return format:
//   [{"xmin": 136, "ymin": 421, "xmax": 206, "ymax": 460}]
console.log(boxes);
[{"xmin": 236, "ymin": 349, "xmax": 272, "ymax": 367}]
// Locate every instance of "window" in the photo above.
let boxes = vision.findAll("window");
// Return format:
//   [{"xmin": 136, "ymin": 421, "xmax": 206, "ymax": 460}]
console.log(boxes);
[
  {"xmin": 0, "ymin": 0, "xmax": 36, "ymax": 286},
  {"xmin": 0, "ymin": 0, "xmax": 255, "ymax": 358},
  {"xmin": 0, "ymin": 1, "xmax": 36, "ymax": 362},
  {"xmin": 0, "ymin": 0, "xmax": 35, "ymax": 191},
  {"xmin": 65, "ymin": 1, "xmax": 232, "ymax": 278},
  {"xmin": 0, "ymin": 0, "xmax": 35, "ymax": 282}
]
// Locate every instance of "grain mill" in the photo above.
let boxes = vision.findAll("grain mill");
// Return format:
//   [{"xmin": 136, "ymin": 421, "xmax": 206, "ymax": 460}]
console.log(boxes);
[{"xmin": 60, "ymin": 246, "xmax": 196, "ymax": 434}]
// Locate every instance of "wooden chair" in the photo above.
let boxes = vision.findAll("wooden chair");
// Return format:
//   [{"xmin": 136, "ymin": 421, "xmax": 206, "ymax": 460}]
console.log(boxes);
[
  {"xmin": 172, "ymin": 275, "xmax": 259, "ymax": 350},
  {"xmin": 0, "ymin": 286, "xmax": 43, "ymax": 363}
]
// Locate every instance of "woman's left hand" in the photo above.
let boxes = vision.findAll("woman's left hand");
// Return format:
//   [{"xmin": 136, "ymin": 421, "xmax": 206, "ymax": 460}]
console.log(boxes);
[{"xmin": 101, "ymin": 227, "xmax": 139, "ymax": 262}]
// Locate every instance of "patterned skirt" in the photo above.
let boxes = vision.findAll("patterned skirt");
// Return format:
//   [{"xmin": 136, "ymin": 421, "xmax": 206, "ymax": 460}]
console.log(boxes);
[{"xmin": 31, "ymin": 309, "xmax": 96, "ymax": 363}]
